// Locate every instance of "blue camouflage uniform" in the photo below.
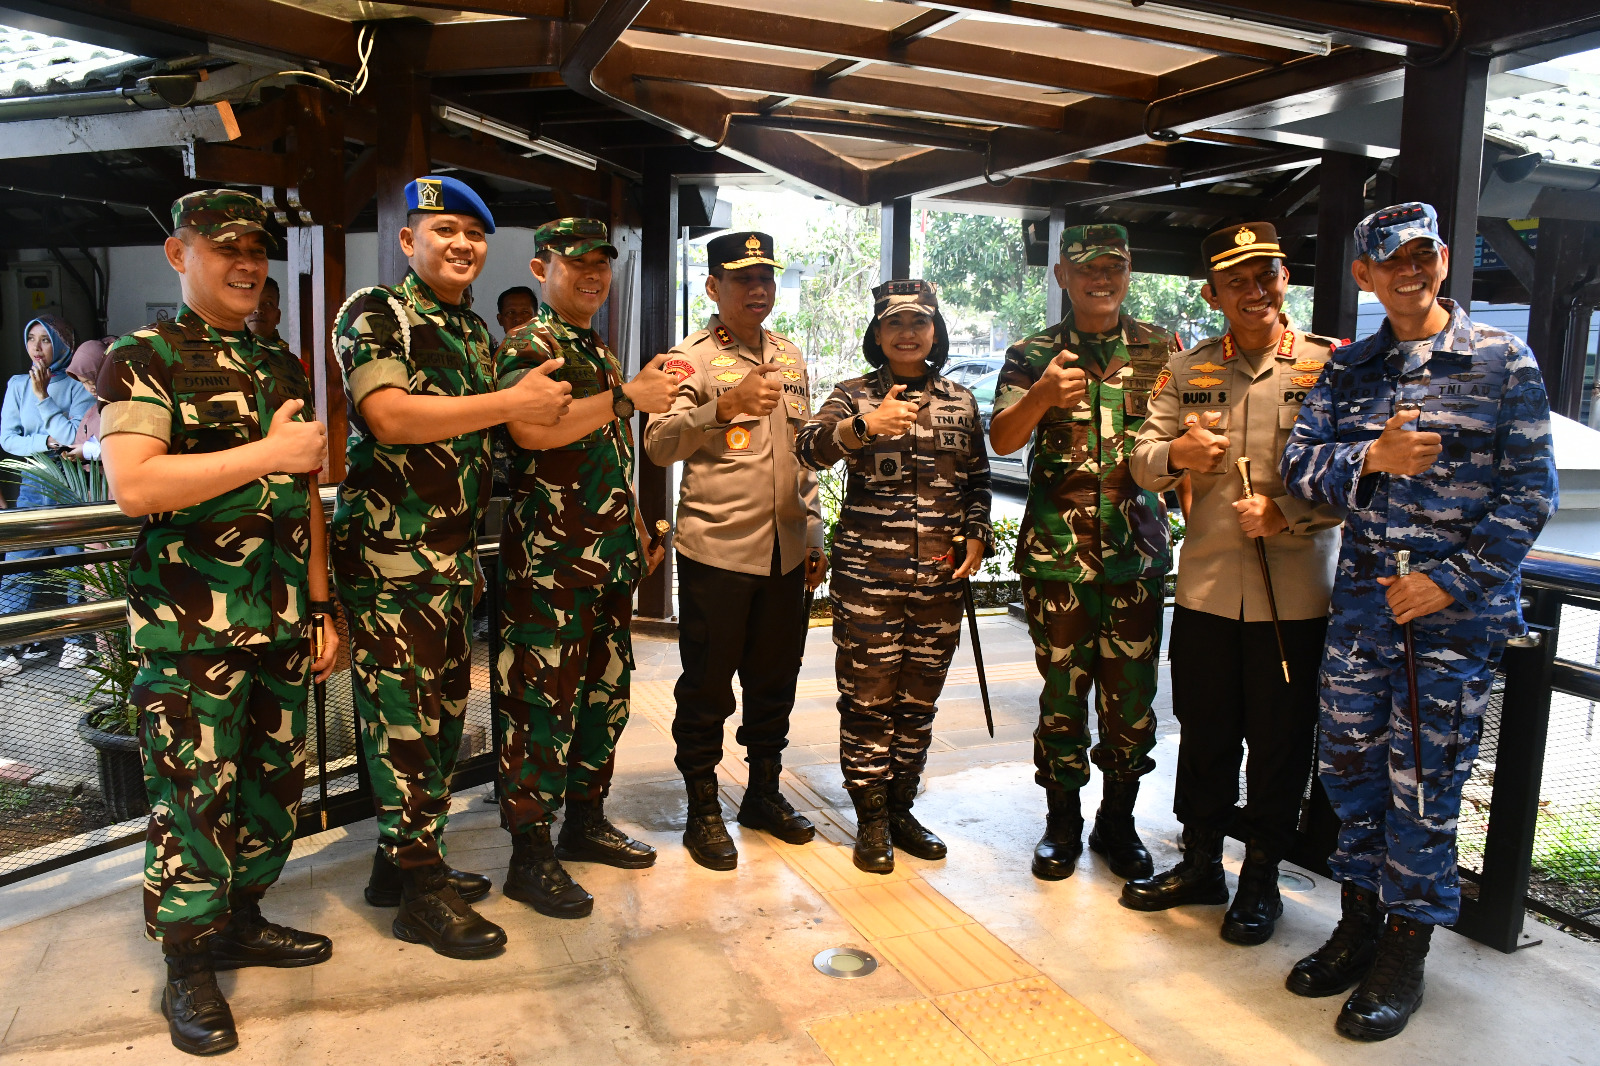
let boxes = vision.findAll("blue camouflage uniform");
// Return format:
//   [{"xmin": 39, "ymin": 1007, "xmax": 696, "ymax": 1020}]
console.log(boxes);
[{"xmin": 1280, "ymin": 298, "xmax": 1556, "ymax": 924}]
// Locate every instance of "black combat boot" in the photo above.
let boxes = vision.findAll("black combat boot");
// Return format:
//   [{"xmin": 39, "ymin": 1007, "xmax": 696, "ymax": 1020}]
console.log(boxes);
[
  {"xmin": 1286, "ymin": 881, "xmax": 1384, "ymax": 997},
  {"xmin": 737, "ymin": 756, "xmax": 816, "ymax": 844},
  {"xmin": 683, "ymin": 771, "xmax": 738, "ymax": 870},
  {"xmin": 848, "ymin": 784, "xmax": 894, "ymax": 874},
  {"xmin": 210, "ymin": 896, "xmax": 332, "ymax": 970},
  {"xmin": 505, "ymin": 823, "xmax": 595, "ymax": 918},
  {"xmin": 1336, "ymin": 914, "xmax": 1432, "ymax": 1041},
  {"xmin": 1119, "ymin": 826, "xmax": 1228, "ymax": 910},
  {"xmin": 392, "ymin": 862, "xmax": 507, "ymax": 959},
  {"xmin": 161, "ymin": 937, "xmax": 237, "ymax": 1056},
  {"xmin": 887, "ymin": 776, "xmax": 947, "ymax": 860},
  {"xmin": 364, "ymin": 845, "xmax": 492, "ymax": 908},
  {"xmin": 557, "ymin": 796, "xmax": 657, "ymax": 869},
  {"xmin": 1031, "ymin": 785, "xmax": 1084, "ymax": 881},
  {"xmin": 1087, "ymin": 777, "xmax": 1153, "ymax": 879},
  {"xmin": 1219, "ymin": 841, "xmax": 1283, "ymax": 945}
]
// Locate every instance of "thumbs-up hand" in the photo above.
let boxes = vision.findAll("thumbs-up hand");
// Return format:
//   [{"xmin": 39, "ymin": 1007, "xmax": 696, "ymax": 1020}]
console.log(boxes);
[
  {"xmin": 507, "ymin": 357, "xmax": 573, "ymax": 426},
  {"xmin": 1364, "ymin": 407, "xmax": 1442, "ymax": 476},
  {"xmin": 626, "ymin": 354, "xmax": 678, "ymax": 414},
  {"xmin": 717, "ymin": 360, "xmax": 783, "ymax": 422},
  {"xmin": 1033, "ymin": 350, "xmax": 1088, "ymax": 408},
  {"xmin": 863, "ymin": 383, "xmax": 919, "ymax": 439},
  {"xmin": 1169, "ymin": 419, "xmax": 1230, "ymax": 474},
  {"xmin": 265, "ymin": 398, "xmax": 327, "ymax": 473}
]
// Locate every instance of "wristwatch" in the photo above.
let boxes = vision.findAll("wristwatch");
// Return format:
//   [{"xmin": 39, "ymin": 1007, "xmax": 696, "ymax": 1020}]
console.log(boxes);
[
  {"xmin": 612, "ymin": 385, "xmax": 635, "ymax": 420},
  {"xmin": 852, "ymin": 415, "xmax": 876, "ymax": 444}
]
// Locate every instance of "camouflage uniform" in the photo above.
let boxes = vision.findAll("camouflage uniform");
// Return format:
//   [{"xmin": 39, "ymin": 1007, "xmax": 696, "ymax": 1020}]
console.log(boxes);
[
  {"xmin": 495, "ymin": 301, "xmax": 641, "ymax": 832},
  {"xmin": 796, "ymin": 364, "xmax": 992, "ymax": 789},
  {"xmin": 332, "ymin": 269, "xmax": 494, "ymax": 869},
  {"xmin": 995, "ymin": 312, "xmax": 1176, "ymax": 790},
  {"xmin": 1281, "ymin": 298, "xmax": 1557, "ymax": 924},
  {"xmin": 98, "ymin": 297, "xmax": 315, "ymax": 946}
]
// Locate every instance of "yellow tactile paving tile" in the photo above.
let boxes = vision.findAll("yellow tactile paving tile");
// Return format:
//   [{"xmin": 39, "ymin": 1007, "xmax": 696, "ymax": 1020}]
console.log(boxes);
[
  {"xmin": 1014, "ymin": 1038, "xmax": 1158, "ymax": 1066},
  {"xmin": 771, "ymin": 841, "xmax": 920, "ymax": 892},
  {"xmin": 780, "ymin": 768, "xmax": 834, "ymax": 812},
  {"xmin": 871, "ymin": 922, "xmax": 1037, "ymax": 998},
  {"xmin": 936, "ymin": 977, "xmax": 1118, "ymax": 1064},
  {"xmin": 943, "ymin": 661, "xmax": 1038, "ymax": 687},
  {"xmin": 808, "ymin": 806, "xmax": 858, "ymax": 847},
  {"xmin": 827, "ymin": 877, "xmax": 973, "ymax": 940},
  {"xmin": 809, "ymin": 999, "xmax": 991, "ymax": 1066}
]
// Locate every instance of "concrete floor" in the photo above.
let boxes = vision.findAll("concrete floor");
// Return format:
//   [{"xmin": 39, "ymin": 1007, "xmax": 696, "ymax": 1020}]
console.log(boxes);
[{"xmin": 2, "ymin": 615, "xmax": 1597, "ymax": 1065}]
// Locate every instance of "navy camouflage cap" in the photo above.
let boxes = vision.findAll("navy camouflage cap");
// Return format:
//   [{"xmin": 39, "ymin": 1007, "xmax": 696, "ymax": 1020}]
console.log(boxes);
[
  {"xmin": 534, "ymin": 217, "xmax": 618, "ymax": 259},
  {"xmin": 1060, "ymin": 223, "xmax": 1130, "ymax": 263},
  {"xmin": 171, "ymin": 189, "xmax": 277, "ymax": 249},
  {"xmin": 872, "ymin": 278, "xmax": 939, "ymax": 320},
  {"xmin": 406, "ymin": 175, "xmax": 496, "ymax": 233},
  {"xmin": 1355, "ymin": 202, "xmax": 1442, "ymax": 262},
  {"xmin": 708, "ymin": 231, "xmax": 782, "ymax": 271}
]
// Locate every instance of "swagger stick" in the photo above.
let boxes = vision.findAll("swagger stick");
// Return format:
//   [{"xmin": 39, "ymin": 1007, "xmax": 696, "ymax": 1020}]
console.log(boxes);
[
  {"xmin": 313, "ymin": 616, "xmax": 329, "ymax": 831},
  {"xmin": 1397, "ymin": 549, "xmax": 1426, "ymax": 817},
  {"xmin": 1236, "ymin": 457, "xmax": 1291, "ymax": 684},
  {"xmin": 951, "ymin": 535, "xmax": 995, "ymax": 738}
]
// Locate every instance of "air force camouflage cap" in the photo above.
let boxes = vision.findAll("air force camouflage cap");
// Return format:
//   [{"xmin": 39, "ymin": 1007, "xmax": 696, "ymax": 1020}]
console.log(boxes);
[
  {"xmin": 872, "ymin": 278, "xmax": 939, "ymax": 320},
  {"xmin": 1060, "ymin": 223, "xmax": 1130, "ymax": 264},
  {"xmin": 1202, "ymin": 221, "xmax": 1283, "ymax": 272},
  {"xmin": 1355, "ymin": 201, "xmax": 1442, "ymax": 262},
  {"xmin": 708, "ymin": 231, "xmax": 783, "ymax": 271},
  {"xmin": 533, "ymin": 217, "xmax": 618, "ymax": 259},
  {"xmin": 405, "ymin": 174, "xmax": 496, "ymax": 233},
  {"xmin": 171, "ymin": 189, "xmax": 277, "ymax": 248}
]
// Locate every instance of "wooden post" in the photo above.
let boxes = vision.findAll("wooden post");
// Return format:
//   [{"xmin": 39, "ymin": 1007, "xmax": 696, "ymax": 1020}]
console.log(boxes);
[
  {"xmin": 879, "ymin": 196, "xmax": 912, "ymax": 282},
  {"xmin": 1396, "ymin": 47, "xmax": 1490, "ymax": 310},
  {"xmin": 636, "ymin": 162, "xmax": 678, "ymax": 619},
  {"xmin": 371, "ymin": 20, "xmax": 433, "ymax": 287},
  {"xmin": 1312, "ymin": 152, "xmax": 1366, "ymax": 341}
]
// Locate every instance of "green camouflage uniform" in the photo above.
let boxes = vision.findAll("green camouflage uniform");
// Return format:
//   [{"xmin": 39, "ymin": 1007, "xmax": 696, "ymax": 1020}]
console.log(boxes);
[
  {"xmin": 996, "ymin": 252, "xmax": 1175, "ymax": 790},
  {"xmin": 495, "ymin": 277, "xmax": 641, "ymax": 833},
  {"xmin": 96, "ymin": 191, "xmax": 316, "ymax": 947},
  {"xmin": 332, "ymin": 269, "xmax": 494, "ymax": 869}
]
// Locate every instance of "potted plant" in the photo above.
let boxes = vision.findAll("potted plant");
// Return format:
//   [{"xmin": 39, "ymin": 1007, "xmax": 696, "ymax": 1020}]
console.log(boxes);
[{"xmin": 3, "ymin": 455, "xmax": 147, "ymax": 820}]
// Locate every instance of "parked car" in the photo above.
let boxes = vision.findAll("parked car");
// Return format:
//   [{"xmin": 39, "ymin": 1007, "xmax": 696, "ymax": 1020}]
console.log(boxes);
[
  {"xmin": 970, "ymin": 369, "xmax": 1031, "ymax": 486},
  {"xmin": 943, "ymin": 354, "xmax": 1005, "ymax": 388}
]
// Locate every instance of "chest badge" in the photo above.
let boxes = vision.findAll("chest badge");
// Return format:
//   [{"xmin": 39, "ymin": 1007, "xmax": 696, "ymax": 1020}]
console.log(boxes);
[
  {"xmin": 1291, "ymin": 374, "xmax": 1321, "ymax": 388},
  {"xmin": 715, "ymin": 370, "xmax": 743, "ymax": 383},
  {"xmin": 1291, "ymin": 359, "xmax": 1325, "ymax": 373},
  {"xmin": 1191, "ymin": 361, "xmax": 1224, "ymax": 374},
  {"xmin": 725, "ymin": 425, "xmax": 752, "ymax": 451},
  {"xmin": 710, "ymin": 354, "xmax": 738, "ymax": 367},
  {"xmin": 1188, "ymin": 375, "xmax": 1223, "ymax": 388},
  {"xmin": 775, "ymin": 354, "xmax": 798, "ymax": 366},
  {"xmin": 782, "ymin": 370, "xmax": 801, "ymax": 381}
]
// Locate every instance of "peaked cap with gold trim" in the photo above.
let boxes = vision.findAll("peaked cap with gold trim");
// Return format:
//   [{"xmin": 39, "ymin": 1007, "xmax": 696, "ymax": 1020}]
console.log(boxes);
[
  {"xmin": 708, "ymin": 230, "xmax": 783, "ymax": 271},
  {"xmin": 1202, "ymin": 221, "xmax": 1282, "ymax": 272}
]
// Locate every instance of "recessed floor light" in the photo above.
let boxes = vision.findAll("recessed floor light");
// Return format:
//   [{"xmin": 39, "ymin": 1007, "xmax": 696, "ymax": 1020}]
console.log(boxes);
[{"xmin": 814, "ymin": 946, "xmax": 878, "ymax": 979}]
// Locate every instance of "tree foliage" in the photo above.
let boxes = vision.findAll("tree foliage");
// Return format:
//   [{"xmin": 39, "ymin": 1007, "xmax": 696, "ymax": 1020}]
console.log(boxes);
[{"xmin": 920, "ymin": 212, "xmax": 1045, "ymax": 346}]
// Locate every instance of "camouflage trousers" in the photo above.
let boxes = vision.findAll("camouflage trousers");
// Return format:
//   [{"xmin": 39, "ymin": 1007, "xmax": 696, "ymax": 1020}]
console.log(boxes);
[
  {"xmin": 338, "ymin": 575, "xmax": 473, "ymax": 869},
  {"xmin": 1319, "ymin": 620, "xmax": 1499, "ymax": 925},
  {"xmin": 1021, "ymin": 576, "xmax": 1163, "ymax": 790},
  {"xmin": 831, "ymin": 574, "xmax": 963, "ymax": 790},
  {"xmin": 136, "ymin": 642, "xmax": 309, "ymax": 946},
  {"xmin": 496, "ymin": 582, "xmax": 634, "ymax": 833}
]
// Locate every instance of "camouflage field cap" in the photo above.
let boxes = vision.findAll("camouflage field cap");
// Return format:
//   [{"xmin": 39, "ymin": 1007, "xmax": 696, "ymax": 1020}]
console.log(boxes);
[
  {"xmin": 171, "ymin": 189, "xmax": 277, "ymax": 248},
  {"xmin": 534, "ymin": 216, "xmax": 617, "ymax": 259},
  {"xmin": 1355, "ymin": 202, "xmax": 1443, "ymax": 262},
  {"xmin": 1203, "ymin": 221, "xmax": 1283, "ymax": 272},
  {"xmin": 872, "ymin": 278, "xmax": 939, "ymax": 320},
  {"xmin": 1060, "ymin": 223, "xmax": 1130, "ymax": 264}
]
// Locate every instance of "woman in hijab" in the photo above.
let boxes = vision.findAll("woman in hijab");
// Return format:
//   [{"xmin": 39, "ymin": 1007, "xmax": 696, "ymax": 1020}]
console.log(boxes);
[
  {"xmin": 65, "ymin": 337, "xmax": 114, "ymax": 464},
  {"xmin": 794, "ymin": 280, "xmax": 994, "ymax": 874},
  {"xmin": 0, "ymin": 314, "xmax": 93, "ymax": 673}
]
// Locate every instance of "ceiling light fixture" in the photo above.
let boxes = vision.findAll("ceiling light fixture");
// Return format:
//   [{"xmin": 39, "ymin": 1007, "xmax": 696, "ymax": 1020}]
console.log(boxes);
[
  {"xmin": 1072, "ymin": 0, "xmax": 1335, "ymax": 56},
  {"xmin": 438, "ymin": 104, "xmax": 599, "ymax": 170}
]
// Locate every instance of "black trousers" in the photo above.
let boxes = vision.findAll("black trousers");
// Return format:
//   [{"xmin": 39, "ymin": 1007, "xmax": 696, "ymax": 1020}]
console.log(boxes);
[
  {"xmin": 1169, "ymin": 604, "xmax": 1328, "ymax": 858},
  {"xmin": 672, "ymin": 542, "xmax": 808, "ymax": 778}
]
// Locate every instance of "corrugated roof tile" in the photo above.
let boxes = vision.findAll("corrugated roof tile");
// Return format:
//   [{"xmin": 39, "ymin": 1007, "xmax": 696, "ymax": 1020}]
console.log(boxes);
[{"xmin": 0, "ymin": 24, "xmax": 148, "ymax": 97}]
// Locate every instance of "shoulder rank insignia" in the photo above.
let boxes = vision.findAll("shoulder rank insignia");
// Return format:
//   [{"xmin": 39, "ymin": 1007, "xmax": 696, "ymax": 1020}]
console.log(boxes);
[
  {"xmin": 1190, "ymin": 361, "xmax": 1224, "ymax": 374},
  {"xmin": 1291, "ymin": 373, "xmax": 1321, "ymax": 388},
  {"xmin": 1291, "ymin": 359, "xmax": 1325, "ymax": 372},
  {"xmin": 775, "ymin": 354, "xmax": 798, "ymax": 366},
  {"xmin": 663, "ymin": 357, "xmax": 696, "ymax": 383},
  {"xmin": 782, "ymin": 370, "xmax": 801, "ymax": 381},
  {"xmin": 1188, "ymin": 375, "xmax": 1222, "ymax": 388},
  {"xmin": 713, "ymin": 326, "xmax": 734, "ymax": 348},
  {"xmin": 715, "ymin": 370, "xmax": 742, "ymax": 383},
  {"xmin": 710, "ymin": 354, "xmax": 738, "ymax": 367},
  {"xmin": 1150, "ymin": 367, "xmax": 1171, "ymax": 401}
]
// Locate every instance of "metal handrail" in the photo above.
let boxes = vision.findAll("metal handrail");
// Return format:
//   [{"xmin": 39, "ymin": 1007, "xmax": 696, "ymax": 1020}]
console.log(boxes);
[{"xmin": 0, "ymin": 486, "xmax": 341, "ymax": 555}]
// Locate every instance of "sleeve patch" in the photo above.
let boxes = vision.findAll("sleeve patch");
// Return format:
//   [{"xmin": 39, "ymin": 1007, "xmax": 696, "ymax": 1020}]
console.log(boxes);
[
  {"xmin": 1150, "ymin": 367, "xmax": 1172, "ymax": 401},
  {"xmin": 664, "ymin": 357, "xmax": 697, "ymax": 383}
]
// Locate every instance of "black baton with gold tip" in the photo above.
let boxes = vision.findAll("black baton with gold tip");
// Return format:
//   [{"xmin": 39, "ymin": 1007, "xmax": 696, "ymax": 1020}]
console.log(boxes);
[
  {"xmin": 951, "ymin": 534, "xmax": 994, "ymax": 738},
  {"xmin": 1397, "ymin": 549, "xmax": 1427, "ymax": 818},
  {"xmin": 1236, "ymin": 457, "xmax": 1291, "ymax": 685},
  {"xmin": 311, "ymin": 609, "xmax": 330, "ymax": 831}
]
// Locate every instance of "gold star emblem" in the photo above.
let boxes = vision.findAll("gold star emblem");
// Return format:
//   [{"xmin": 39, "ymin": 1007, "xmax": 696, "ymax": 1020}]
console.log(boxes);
[{"xmin": 1234, "ymin": 227, "xmax": 1256, "ymax": 246}]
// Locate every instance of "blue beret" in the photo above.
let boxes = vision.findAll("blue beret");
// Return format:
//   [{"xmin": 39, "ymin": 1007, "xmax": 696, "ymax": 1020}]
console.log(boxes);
[{"xmin": 405, "ymin": 175, "xmax": 496, "ymax": 234}]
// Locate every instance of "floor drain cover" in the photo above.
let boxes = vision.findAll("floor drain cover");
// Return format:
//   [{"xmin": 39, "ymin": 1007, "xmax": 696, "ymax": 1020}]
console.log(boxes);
[
  {"xmin": 1278, "ymin": 871, "xmax": 1314, "ymax": 892},
  {"xmin": 814, "ymin": 947, "xmax": 878, "ymax": 979}
]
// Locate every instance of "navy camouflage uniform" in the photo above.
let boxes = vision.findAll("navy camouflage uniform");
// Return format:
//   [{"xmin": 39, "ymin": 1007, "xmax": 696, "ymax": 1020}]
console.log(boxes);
[{"xmin": 1281, "ymin": 298, "xmax": 1557, "ymax": 924}]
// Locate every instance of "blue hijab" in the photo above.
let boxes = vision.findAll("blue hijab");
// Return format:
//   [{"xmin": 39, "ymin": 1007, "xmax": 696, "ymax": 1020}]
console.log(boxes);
[{"xmin": 25, "ymin": 314, "xmax": 76, "ymax": 375}]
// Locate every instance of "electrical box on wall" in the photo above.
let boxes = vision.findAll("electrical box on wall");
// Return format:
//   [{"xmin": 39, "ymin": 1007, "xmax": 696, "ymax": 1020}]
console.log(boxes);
[{"xmin": 0, "ymin": 258, "xmax": 98, "ymax": 380}]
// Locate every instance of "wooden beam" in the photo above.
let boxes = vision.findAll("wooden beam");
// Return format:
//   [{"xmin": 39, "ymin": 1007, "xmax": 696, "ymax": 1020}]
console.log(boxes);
[
  {"xmin": 635, "ymin": 161, "xmax": 677, "ymax": 619},
  {"xmin": 1458, "ymin": 0, "xmax": 1600, "ymax": 53},
  {"xmin": 372, "ymin": 20, "xmax": 433, "ymax": 287},
  {"xmin": 185, "ymin": 142, "xmax": 290, "ymax": 187},
  {"xmin": 0, "ymin": 102, "xmax": 236, "ymax": 159},
  {"xmin": 422, "ymin": 17, "xmax": 578, "ymax": 74},
  {"xmin": 1312, "ymin": 152, "xmax": 1365, "ymax": 340}
]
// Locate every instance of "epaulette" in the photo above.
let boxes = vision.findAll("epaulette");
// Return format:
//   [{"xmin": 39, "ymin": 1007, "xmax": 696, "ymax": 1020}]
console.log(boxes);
[{"xmin": 684, "ymin": 328, "xmax": 713, "ymax": 347}]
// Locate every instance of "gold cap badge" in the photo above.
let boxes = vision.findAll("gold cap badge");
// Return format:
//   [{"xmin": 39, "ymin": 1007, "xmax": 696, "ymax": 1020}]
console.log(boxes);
[{"xmin": 1234, "ymin": 227, "xmax": 1256, "ymax": 246}]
